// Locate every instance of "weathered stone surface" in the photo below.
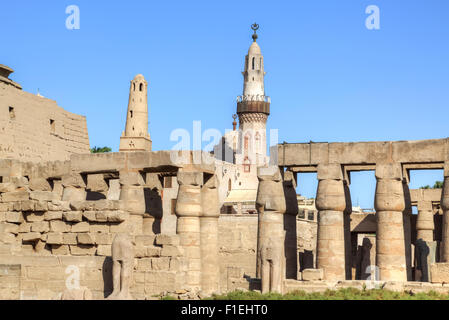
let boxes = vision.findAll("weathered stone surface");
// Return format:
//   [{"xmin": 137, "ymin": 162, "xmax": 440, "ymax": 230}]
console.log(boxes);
[
  {"xmin": 24, "ymin": 212, "xmax": 44, "ymax": 222},
  {"xmin": 160, "ymin": 245, "xmax": 182, "ymax": 257},
  {"xmin": 63, "ymin": 211, "xmax": 82, "ymax": 223},
  {"xmin": 48, "ymin": 201, "xmax": 70, "ymax": 211},
  {"xmin": 50, "ymin": 220, "xmax": 71, "ymax": 233},
  {"xmin": 155, "ymin": 234, "xmax": 180, "ymax": 246},
  {"xmin": 71, "ymin": 222, "xmax": 89, "ymax": 233},
  {"xmin": 44, "ymin": 211, "xmax": 63, "ymax": 221},
  {"xmin": 77, "ymin": 233, "xmax": 95, "ymax": 245},
  {"xmin": 69, "ymin": 245, "xmax": 96, "ymax": 256},
  {"xmin": 1, "ymin": 191, "xmax": 29, "ymax": 202},
  {"xmin": 31, "ymin": 221, "xmax": 49, "ymax": 233},
  {"xmin": 29, "ymin": 178, "xmax": 52, "ymax": 192},
  {"xmin": 302, "ymin": 269, "xmax": 324, "ymax": 281},
  {"xmin": 22, "ymin": 232, "xmax": 41, "ymax": 242},
  {"xmin": 30, "ymin": 191, "xmax": 56, "ymax": 202},
  {"xmin": 430, "ymin": 263, "xmax": 449, "ymax": 283},
  {"xmin": 46, "ymin": 233, "xmax": 63, "ymax": 245},
  {"xmin": 63, "ymin": 233, "xmax": 77, "ymax": 245}
]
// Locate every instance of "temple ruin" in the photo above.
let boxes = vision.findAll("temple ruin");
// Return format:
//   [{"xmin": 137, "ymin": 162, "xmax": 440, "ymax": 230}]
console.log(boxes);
[{"xmin": 1, "ymin": 25, "xmax": 449, "ymax": 300}]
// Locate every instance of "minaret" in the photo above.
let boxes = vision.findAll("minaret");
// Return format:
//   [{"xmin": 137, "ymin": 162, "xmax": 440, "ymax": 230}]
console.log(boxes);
[
  {"xmin": 119, "ymin": 74, "xmax": 152, "ymax": 152},
  {"xmin": 236, "ymin": 23, "xmax": 270, "ymax": 168}
]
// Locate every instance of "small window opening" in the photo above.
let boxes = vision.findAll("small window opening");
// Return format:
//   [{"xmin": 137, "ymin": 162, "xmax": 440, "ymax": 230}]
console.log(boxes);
[
  {"xmin": 133, "ymin": 83, "xmax": 136, "ymax": 91},
  {"xmin": 164, "ymin": 176, "xmax": 173, "ymax": 189},
  {"xmin": 139, "ymin": 83, "xmax": 143, "ymax": 91},
  {"xmin": 171, "ymin": 199, "xmax": 177, "ymax": 215},
  {"xmin": 130, "ymin": 110, "xmax": 133, "ymax": 118},
  {"xmin": 50, "ymin": 119, "xmax": 55, "ymax": 133},
  {"xmin": 252, "ymin": 57, "xmax": 255, "ymax": 70},
  {"xmin": 9, "ymin": 107, "xmax": 15, "ymax": 119}
]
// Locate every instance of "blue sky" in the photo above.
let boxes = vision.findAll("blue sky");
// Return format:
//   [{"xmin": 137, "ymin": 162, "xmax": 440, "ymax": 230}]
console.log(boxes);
[{"xmin": 1, "ymin": 0, "xmax": 448, "ymax": 208}]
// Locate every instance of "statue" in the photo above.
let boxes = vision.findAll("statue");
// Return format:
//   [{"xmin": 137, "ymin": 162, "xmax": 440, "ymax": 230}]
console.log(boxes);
[{"xmin": 107, "ymin": 233, "xmax": 134, "ymax": 300}]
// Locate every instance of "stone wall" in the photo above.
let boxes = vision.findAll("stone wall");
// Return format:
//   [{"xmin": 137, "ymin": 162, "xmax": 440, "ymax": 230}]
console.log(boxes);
[
  {"xmin": 0, "ymin": 81, "xmax": 90, "ymax": 162},
  {"xmin": 0, "ymin": 154, "xmax": 193, "ymax": 299}
]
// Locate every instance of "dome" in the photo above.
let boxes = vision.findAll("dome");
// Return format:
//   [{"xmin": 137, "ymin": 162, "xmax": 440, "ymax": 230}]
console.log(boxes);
[
  {"xmin": 248, "ymin": 42, "xmax": 261, "ymax": 55},
  {"xmin": 133, "ymin": 74, "xmax": 145, "ymax": 81}
]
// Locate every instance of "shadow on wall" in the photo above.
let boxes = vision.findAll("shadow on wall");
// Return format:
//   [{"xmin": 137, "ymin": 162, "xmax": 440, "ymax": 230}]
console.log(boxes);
[
  {"xmin": 144, "ymin": 187, "xmax": 162, "ymax": 234},
  {"xmin": 102, "ymin": 257, "xmax": 114, "ymax": 298}
]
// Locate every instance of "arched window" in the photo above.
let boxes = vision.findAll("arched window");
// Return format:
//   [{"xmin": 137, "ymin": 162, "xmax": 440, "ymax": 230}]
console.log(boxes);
[
  {"xmin": 244, "ymin": 135, "xmax": 250, "ymax": 152},
  {"xmin": 228, "ymin": 179, "xmax": 232, "ymax": 192},
  {"xmin": 255, "ymin": 132, "xmax": 261, "ymax": 152},
  {"xmin": 252, "ymin": 57, "xmax": 255, "ymax": 70},
  {"xmin": 139, "ymin": 83, "xmax": 143, "ymax": 91},
  {"xmin": 133, "ymin": 83, "xmax": 135, "ymax": 91},
  {"xmin": 130, "ymin": 110, "xmax": 133, "ymax": 118},
  {"xmin": 244, "ymin": 157, "xmax": 251, "ymax": 173}
]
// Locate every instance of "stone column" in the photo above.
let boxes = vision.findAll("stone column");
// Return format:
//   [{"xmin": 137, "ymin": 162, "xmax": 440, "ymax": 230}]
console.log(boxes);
[
  {"xmin": 374, "ymin": 163, "xmax": 406, "ymax": 281},
  {"xmin": 256, "ymin": 167, "xmax": 286, "ymax": 294},
  {"xmin": 175, "ymin": 171, "xmax": 203, "ymax": 291},
  {"xmin": 415, "ymin": 200, "xmax": 435, "ymax": 282},
  {"xmin": 200, "ymin": 175, "xmax": 220, "ymax": 295},
  {"xmin": 441, "ymin": 163, "xmax": 449, "ymax": 262},
  {"xmin": 343, "ymin": 180, "xmax": 353, "ymax": 280},
  {"xmin": 417, "ymin": 201, "xmax": 434, "ymax": 242},
  {"xmin": 118, "ymin": 171, "xmax": 145, "ymax": 235},
  {"xmin": 283, "ymin": 170, "xmax": 298, "ymax": 280},
  {"xmin": 315, "ymin": 164, "xmax": 347, "ymax": 281},
  {"xmin": 402, "ymin": 179, "xmax": 413, "ymax": 281}
]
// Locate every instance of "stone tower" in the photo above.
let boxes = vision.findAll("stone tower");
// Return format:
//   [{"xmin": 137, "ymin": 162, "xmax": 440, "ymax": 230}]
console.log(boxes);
[
  {"xmin": 236, "ymin": 24, "xmax": 270, "ymax": 168},
  {"xmin": 119, "ymin": 74, "xmax": 152, "ymax": 152}
]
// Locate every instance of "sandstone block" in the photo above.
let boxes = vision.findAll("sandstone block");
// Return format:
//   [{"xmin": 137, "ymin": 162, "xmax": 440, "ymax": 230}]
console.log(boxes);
[
  {"xmin": 47, "ymin": 233, "xmax": 64, "ymax": 245},
  {"xmin": 302, "ymin": 269, "xmax": 324, "ymax": 281},
  {"xmin": 317, "ymin": 164, "xmax": 343, "ymax": 181},
  {"xmin": 119, "ymin": 172, "xmax": 145, "ymax": 186},
  {"xmin": 151, "ymin": 257, "xmax": 170, "ymax": 271},
  {"xmin": 89, "ymin": 223, "xmax": 109, "ymax": 233},
  {"xmin": 31, "ymin": 221, "xmax": 49, "ymax": 233},
  {"xmin": 22, "ymin": 232, "xmax": 42, "ymax": 242},
  {"xmin": 375, "ymin": 163, "xmax": 402, "ymax": 180},
  {"xmin": 0, "ymin": 232, "xmax": 16, "ymax": 244},
  {"xmin": 83, "ymin": 211, "xmax": 96, "ymax": 222},
  {"xmin": 137, "ymin": 258, "xmax": 152, "ymax": 271},
  {"xmin": 63, "ymin": 233, "xmax": 77, "ymax": 245},
  {"xmin": 6, "ymin": 212, "xmax": 24, "ymax": 224},
  {"xmin": 94, "ymin": 233, "xmax": 112, "ymax": 245},
  {"xmin": 0, "ymin": 183, "xmax": 17, "ymax": 193},
  {"xmin": 96, "ymin": 245, "xmax": 111, "ymax": 256},
  {"xmin": 30, "ymin": 191, "xmax": 56, "ymax": 202},
  {"xmin": 106, "ymin": 210, "xmax": 128, "ymax": 222},
  {"xmin": 0, "ymin": 212, "xmax": 5, "ymax": 222},
  {"xmin": 51, "ymin": 245, "xmax": 70, "ymax": 255},
  {"xmin": 18, "ymin": 222, "xmax": 31, "ymax": 233},
  {"xmin": 63, "ymin": 211, "xmax": 82, "ymax": 222},
  {"xmin": 0, "ymin": 203, "xmax": 9, "ymax": 211},
  {"xmin": 95, "ymin": 211, "xmax": 108, "ymax": 222},
  {"xmin": 62, "ymin": 187, "xmax": 86, "ymax": 202},
  {"xmin": 44, "ymin": 211, "xmax": 62, "ymax": 221},
  {"xmin": 147, "ymin": 246, "xmax": 162, "ymax": 257},
  {"xmin": 48, "ymin": 201, "xmax": 70, "ymax": 211},
  {"xmin": 24, "ymin": 212, "xmax": 45, "ymax": 222},
  {"xmin": 87, "ymin": 174, "xmax": 108, "ymax": 192},
  {"xmin": 430, "ymin": 263, "xmax": 449, "ymax": 283},
  {"xmin": 69, "ymin": 245, "xmax": 96, "ymax": 256},
  {"xmin": 72, "ymin": 222, "xmax": 90, "ymax": 233},
  {"xmin": 134, "ymin": 235, "xmax": 155, "ymax": 247},
  {"xmin": 62, "ymin": 174, "xmax": 86, "ymax": 188},
  {"xmin": 160, "ymin": 245, "xmax": 181, "ymax": 257},
  {"xmin": 135, "ymin": 246, "xmax": 147, "ymax": 258},
  {"xmin": 0, "ymin": 222, "xmax": 19, "ymax": 234},
  {"xmin": 50, "ymin": 220, "xmax": 71, "ymax": 233},
  {"xmin": 29, "ymin": 178, "xmax": 52, "ymax": 192},
  {"xmin": 20, "ymin": 200, "xmax": 36, "ymax": 212},
  {"xmin": 155, "ymin": 234, "xmax": 180, "ymax": 246},
  {"xmin": 35, "ymin": 201, "xmax": 48, "ymax": 211},
  {"xmin": 2, "ymin": 191, "xmax": 29, "ymax": 202},
  {"xmin": 77, "ymin": 233, "xmax": 95, "ymax": 245}
]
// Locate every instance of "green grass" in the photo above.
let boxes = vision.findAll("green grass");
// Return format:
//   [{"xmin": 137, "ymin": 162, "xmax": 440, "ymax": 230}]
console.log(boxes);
[{"xmin": 206, "ymin": 288, "xmax": 449, "ymax": 300}]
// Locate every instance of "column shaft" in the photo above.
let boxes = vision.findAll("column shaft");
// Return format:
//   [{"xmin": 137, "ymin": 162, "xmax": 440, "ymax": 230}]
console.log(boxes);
[
  {"xmin": 316, "ymin": 164, "xmax": 347, "ymax": 281},
  {"xmin": 375, "ymin": 164, "xmax": 406, "ymax": 281}
]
